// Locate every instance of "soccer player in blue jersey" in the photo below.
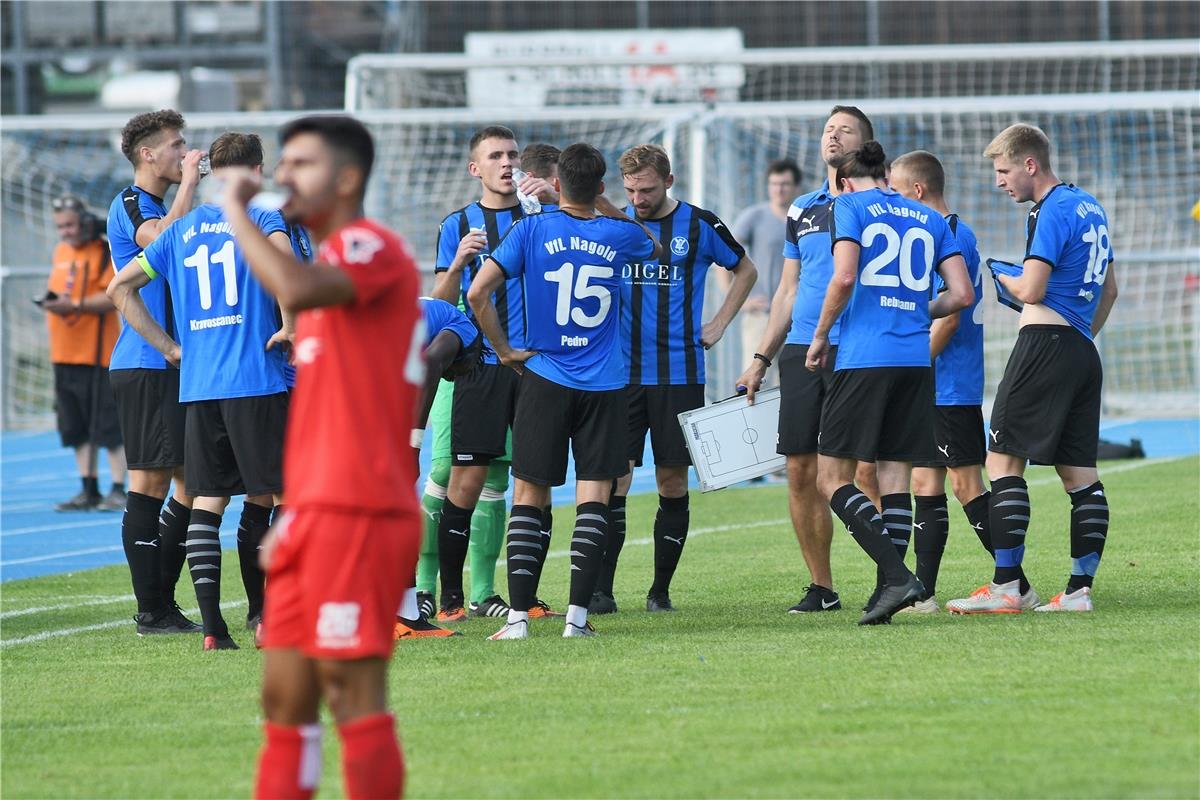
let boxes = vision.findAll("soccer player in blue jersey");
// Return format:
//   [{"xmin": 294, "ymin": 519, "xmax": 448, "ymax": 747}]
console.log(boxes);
[
  {"xmin": 889, "ymin": 151, "xmax": 1039, "ymax": 614},
  {"xmin": 108, "ymin": 133, "xmax": 295, "ymax": 649},
  {"xmin": 395, "ymin": 296, "xmax": 483, "ymax": 639},
  {"xmin": 468, "ymin": 142, "xmax": 660, "ymax": 639},
  {"xmin": 106, "ymin": 109, "xmax": 205, "ymax": 635},
  {"xmin": 596, "ymin": 143, "xmax": 757, "ymax": 615},
  {"xmin": 733, "ymin": 106, "xmax": 881, "ymax": 614},
  {"xmin": 804, "ymin": 141, "xmax": 973, "ymax": 625},
  {"xmin": 948, "ymin": 124, "xmax": 1118, "ymax": 615},
  {"xmin": 425, "ymin": 126, "xmax": 561, "ymax": 622}
]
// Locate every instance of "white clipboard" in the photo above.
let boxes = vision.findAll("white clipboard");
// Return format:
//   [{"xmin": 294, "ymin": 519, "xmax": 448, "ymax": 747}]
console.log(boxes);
[{"xmin": 677, "ymin": 387, "xmax": 786, "ymax": 492}]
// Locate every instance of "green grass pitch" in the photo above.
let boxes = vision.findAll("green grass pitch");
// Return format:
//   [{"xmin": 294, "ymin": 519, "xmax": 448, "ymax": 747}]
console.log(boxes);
[{"xmin": 3, "ymin": 457, "xmax": 1198, "ymax": 798}]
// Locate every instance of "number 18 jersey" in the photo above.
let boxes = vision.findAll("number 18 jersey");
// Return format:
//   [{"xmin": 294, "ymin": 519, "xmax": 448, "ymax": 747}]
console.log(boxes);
[
  {"xmin": 831, "ymin": 187, "xmax": 961, "ymax": 370},
  {"xmin": 1024, "ymin": 183, "xmax": 1113, "ymax": 340},
  {"xmin": 491, "ymin": 210, "xmax": 655, "ymax": 391}
]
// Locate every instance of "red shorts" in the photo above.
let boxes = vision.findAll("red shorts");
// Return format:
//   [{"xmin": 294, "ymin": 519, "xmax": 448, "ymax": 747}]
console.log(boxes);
[{"xmin": 261, "ymin": 505, "xmax": 418, "ymax": 660}]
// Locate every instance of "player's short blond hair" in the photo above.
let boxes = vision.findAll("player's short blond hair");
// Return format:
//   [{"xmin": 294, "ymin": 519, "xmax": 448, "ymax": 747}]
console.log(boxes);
[
  {"xmin": 891, "ymin": 150, "xmax": 945, "ymax": 197},
  {"xmin": 984, "ymin": 124, "xmax": 1052, "ymax": 169},
  {"xmin": 618, "ymin": 144, "xmax": 671, "ymax": 179}
]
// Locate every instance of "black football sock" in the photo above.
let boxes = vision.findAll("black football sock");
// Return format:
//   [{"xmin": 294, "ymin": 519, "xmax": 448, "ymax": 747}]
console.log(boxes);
[
  {"xmin": 914, "ymin": 494, "xmax": 949, "ymax": 598},
  {"xmin": 529, "ymin": 505, "xmax": 553, "ymax": 596},
  {"xmin": 965, "ymin": 491, "xmax": 1030, "ymax": 594},
  {"xmin": 237, "ymin": 502, "xmax": 272, "ymax": 620},
  {"xmin": 830, "ymin": 484, "xmax": 909, "ymax": 586},
  {"xmin": 186, "ymin": 508, "xmax": 228, "ymax": 637},
  {"xmin": 158, "ymin": 497, "xmax": 190, "ymax": 607},
  {"xmin": 989, "ymin": 476, "xmax": 1030, "ymax": 586},
  {"xmin": 881, "ymin": 493, "xmax": 913, "ymax": 564},
  {"xmin": 122, "ymin": 491, "xmax": 165, "ymax": 614},
  {"xmin": 568, "ymin": 502, "xmax": 609, "ymax": 609},
  {"xmin": 110, "ymin": 481, "xmax": 125, "ymax": 494},
  {"xmin": 84, "ymin": 475, "xmax": 101, "ymax": 499},
  {"xmin": 505, "ymin": 505, "xmax": 544, "ymax": 613},
  {"xmin": 597, "ymin": 494, "xmax": 627, "ymax": 596},
  {"xmin": 436, "ymin": 499, "xmax": 473, "ymax": 606},
  {"xmin": 1067, "ymin": 481, "xmax": 1109, "ymax": 592},
  {"xmin": 649, "ymin": 494, "xmax": 689, "ymax": 596},
  {"xmin": 272, "ymin": 504, "xmax": 288, "ymax": 526}
]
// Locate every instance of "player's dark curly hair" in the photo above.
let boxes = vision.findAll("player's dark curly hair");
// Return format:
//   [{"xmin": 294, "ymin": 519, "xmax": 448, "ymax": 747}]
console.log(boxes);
[
  {"xmin": 832, "ymin": 140, "xmax": 888, "ymax": 185},
  {"xmin": 120, "ymin": 109, "xmax": 186, "ymax": 166}
]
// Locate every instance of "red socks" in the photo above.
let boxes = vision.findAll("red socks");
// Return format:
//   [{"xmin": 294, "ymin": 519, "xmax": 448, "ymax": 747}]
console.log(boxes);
[
  {"xmin": 253, "ymin": 722, "xmax": 322, "ymax": 800},
  {"xmin": 254, "ymin": 714, "xmax": 403, "ymax": 800},
  {"xmin": 339, "ymin": 712, "xmax": 405, "ymax": 800}
]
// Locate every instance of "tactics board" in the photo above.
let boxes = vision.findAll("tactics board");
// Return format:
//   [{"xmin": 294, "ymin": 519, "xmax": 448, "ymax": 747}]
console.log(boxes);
[{"xmin": 677, "ymin": 387, "xmax": 786, "ymax": 492}]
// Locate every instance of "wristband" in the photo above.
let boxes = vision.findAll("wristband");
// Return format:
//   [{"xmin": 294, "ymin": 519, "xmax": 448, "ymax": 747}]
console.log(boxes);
[
  {"xmin": 753, "ymin": 352, "xmax": 772, "ymax": 368},
  {"xmin": 410, "ymin": 428, "xmax": 425, "ymax": 449}
]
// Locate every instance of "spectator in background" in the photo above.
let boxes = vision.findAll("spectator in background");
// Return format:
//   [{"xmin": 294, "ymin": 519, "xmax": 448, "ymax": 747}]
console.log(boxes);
[
  {"xmin": 42, "ymin": 196, "xmax": 126, "ymax": 511},
  {"xmin": 722, "ymin": 159, "xmax": 802, "ymax": 381}
]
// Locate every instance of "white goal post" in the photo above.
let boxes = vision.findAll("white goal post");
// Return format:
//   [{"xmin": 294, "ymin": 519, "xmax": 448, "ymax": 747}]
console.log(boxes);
[{"xmin": 345, "ymin": 39, "xmax": 1200, "ymax": 110}]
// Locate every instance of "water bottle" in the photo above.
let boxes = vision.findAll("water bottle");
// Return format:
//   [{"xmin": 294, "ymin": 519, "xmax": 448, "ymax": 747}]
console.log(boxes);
[
  {"xmin": 197, "ymin": 154, "xmax": 211, "ymax": 177},
  {"xmin": 511, "ymin": 167, "xmax": 541, "ymax": 215}
]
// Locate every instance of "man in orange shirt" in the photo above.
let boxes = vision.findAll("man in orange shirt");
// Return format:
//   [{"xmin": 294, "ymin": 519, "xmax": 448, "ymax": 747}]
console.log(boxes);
[{"xmin": 42, "ymin": 196, "xmax": 126, "ymax": 511}]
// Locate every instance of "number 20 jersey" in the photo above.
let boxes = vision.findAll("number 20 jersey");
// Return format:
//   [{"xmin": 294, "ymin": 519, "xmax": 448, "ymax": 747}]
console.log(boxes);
[
  {"xmin": 830, "ymin": 187, "xmax": 961, "ymax": 370},
  {"xmin": 137, "ymin": 203, "xmax": 288, "ymax": 402},
  {"xmin": 1024, "ymin": 183, "xmax": 1113, "ymax": 340},
  {"xmin": 491, "ymin": 210, "xmax": 655, "ymax": 391}
]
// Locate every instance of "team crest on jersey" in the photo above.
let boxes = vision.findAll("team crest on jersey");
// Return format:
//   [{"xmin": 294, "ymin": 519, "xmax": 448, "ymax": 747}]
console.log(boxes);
[
  {"xmin": 340, "ymin": 228, "xmax": 385, "ymax": 265},
  {"xmin": 316, "ymin": 601, "xmax": 361, "ymax": 649},
  {"xmin": 671, "ymin": 236, "xmax": 690, "ymax": 257}
]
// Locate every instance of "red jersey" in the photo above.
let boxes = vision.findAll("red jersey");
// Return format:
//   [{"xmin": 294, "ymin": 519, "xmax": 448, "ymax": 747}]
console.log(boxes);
[{"xmin": 284, "ymin": 218, "xmax": 424, "ymax": 511}]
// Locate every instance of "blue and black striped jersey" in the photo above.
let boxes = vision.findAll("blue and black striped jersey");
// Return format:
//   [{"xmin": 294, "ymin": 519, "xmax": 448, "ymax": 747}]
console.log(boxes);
[
  {"xmin": 436, "ymin": 201, "xmax": 554, "ymax": 363},
  {"xmin": 621, "ymin": 201, "xmax": 745, "ymax": 386},
  {"xmin": 107, "ymin": 185, "xmax": 173, "ymax": 371},
  {"xmin": 783, "ymin": 180, "xmax": 842, "ymax": 347}
]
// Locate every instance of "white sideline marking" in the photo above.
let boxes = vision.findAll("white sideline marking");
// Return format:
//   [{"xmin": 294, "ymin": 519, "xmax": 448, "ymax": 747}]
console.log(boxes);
[
  {"xmin": 1, "ymin": 532, "xmax": 238, "ymax": 566},
  {"xmin": 1, "ymin": 594, "xmax": 135, "ymax": 619},
  {"xmin": 0, "ymin": 600, "xmax": 247, "ymax": 648},
  {"xmin": 0, "ymin": 457, "xmax": 1185, "ymax": 646},
  {"xmin": 1, "ymin": 518, "xmax": 120, "ymax": 538}
]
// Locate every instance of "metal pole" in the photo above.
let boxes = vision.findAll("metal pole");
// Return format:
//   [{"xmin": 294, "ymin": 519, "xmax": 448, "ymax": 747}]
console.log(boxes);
[
  {"xmin": 11, "ymin": 0, "xmax": 29, "ymax": 114},
  {"xmin": 265, "ymin": 0, "xmax": 284, "ymax": 110},
  {"xmin": 866, "ymin": 0, "xmax": 881, "ymax": 96},
  {"xmin": 636, "ymin": 0, "xmax": 649, "ymax": 29}
]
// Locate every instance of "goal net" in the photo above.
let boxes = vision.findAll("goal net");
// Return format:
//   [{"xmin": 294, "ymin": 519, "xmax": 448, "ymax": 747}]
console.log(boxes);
[{"xmin": 3, "ymin": 94, "xmax": 1197, "ymax": 428}]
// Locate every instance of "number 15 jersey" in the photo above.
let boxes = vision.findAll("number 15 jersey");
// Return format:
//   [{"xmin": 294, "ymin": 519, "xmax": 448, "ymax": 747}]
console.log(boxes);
[
  {"xmin": 491, "ymin": 210, "xmax": 655, "ymax": 391},
  {"xmin": 831, "ymin": 187, "xmax": 961, "ymax": 371}
]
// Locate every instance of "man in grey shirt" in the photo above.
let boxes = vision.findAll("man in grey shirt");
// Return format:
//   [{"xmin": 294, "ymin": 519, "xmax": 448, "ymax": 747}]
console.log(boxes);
[{"xmin": 722, "ymin": 159, "xmax": 801, "ymax": 380}]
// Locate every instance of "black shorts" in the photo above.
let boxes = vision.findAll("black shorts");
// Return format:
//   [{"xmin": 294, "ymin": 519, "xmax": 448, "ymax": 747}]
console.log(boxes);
[
  {"xmin": 54, "ymin": 364, "xmax": 123, "ymax": 449},
  {"xmin": 989, "ymin": 324, "xmax": 1102, "ymax": 467},
  {"xmin": 776, "ymin": 344, "xmax": 837, "ymax": 456},
  {"xmin": 626, "ymin": 383, "xmax": 706, "ymax": 467},
  {"xmin": 512, "ymin": 370, "xmax": 627, "ymax": 486},
  {"xmin": 110, "ymin": 367, "xmax": 185, "ymax": 469},
  {"xmin": 184, "ymin": 393, "xmax": 288, "ymax": 497},
  {"xmin": 912, "ymin": 405, "xmax": 986, "ymax": 469},
  {"xmin": 451, "ymin": 362, "xmax": 518, "ymax": 464},
  {"xmin": 819, "ymin": 366, "xmax": 936, "ymax": 463}
]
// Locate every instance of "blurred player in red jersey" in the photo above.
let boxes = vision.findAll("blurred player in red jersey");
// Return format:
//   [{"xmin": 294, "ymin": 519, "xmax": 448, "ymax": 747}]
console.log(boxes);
[{"xmin": 223, "ymin": 116, "xmax": 421, "ymax": 800}]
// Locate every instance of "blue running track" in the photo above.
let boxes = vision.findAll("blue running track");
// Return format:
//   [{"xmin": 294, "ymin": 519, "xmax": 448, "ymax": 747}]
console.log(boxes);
[{"xmin": 3, "ymin": 419, "xmax": 1196, "ymax": 582}]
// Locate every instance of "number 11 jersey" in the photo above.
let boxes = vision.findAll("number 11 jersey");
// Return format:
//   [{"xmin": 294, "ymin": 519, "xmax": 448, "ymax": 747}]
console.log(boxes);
[
  {"xmin": 137, "ymin": 203, "xmax": 288, "ymax": 402},
  {"xmin": 491, "ymin": 210, "xmax": 655, "ymax": 391}
]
